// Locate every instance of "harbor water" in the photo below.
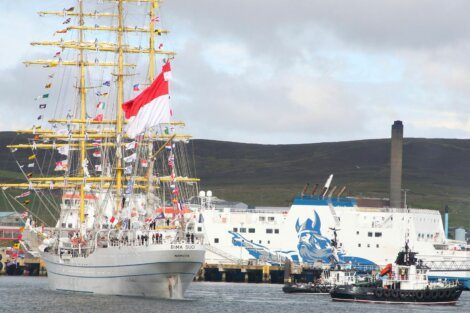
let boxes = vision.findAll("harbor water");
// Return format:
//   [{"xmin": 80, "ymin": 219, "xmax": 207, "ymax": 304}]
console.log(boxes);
[{"xmin": 0, "ymin": 277, "xmax": 468, "ymax": 313}]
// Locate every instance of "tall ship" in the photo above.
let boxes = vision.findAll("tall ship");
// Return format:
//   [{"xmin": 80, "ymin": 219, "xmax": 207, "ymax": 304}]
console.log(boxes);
[
  {"xmin": 196, "ymin": 122, "xmax": 470, "ymax": 289},
  {"xmin": 0, "ymin": 0, "xmax": 204, "ymax": 298}
]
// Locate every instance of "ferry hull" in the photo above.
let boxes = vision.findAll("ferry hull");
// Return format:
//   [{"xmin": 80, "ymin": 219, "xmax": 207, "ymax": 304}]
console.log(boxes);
[{"xmin": 41, "ymin": 244, "xmax": 205, "ymax": 298}]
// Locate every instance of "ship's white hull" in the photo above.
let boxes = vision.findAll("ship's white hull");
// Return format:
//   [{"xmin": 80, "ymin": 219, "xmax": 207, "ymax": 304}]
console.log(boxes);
[{"xmin": 41, "ymin": 243, "xmax": 205, "ymax": 298}]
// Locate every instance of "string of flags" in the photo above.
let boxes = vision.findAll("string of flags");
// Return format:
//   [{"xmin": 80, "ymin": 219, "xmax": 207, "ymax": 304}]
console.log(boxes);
[
  {"xmin": 33, "ymin": 52, "xmax": 58, "ymax": 126},
  {"xmin": 166, "ymin": 139, "xmax": 181, "ymax": 216}
]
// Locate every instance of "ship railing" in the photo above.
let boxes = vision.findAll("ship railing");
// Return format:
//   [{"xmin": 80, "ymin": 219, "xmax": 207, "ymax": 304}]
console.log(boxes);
[
  {"xmin": 58, "ymin": 243, "xmax": 94, "ymax": 259},
  {"xmin": 93, "ymin": 229, "xmax": 204, "ymax": 249},
  {"xmin": 379, "ymin": 207, "xmax": 441, "ymax": 215},
  {"xmin": 422, "ymin": 259, "xmax": 470, "ymax": 271},
  {"xmin": 222, "ymin": 208, "xmax": 289, "ymax": 214}
]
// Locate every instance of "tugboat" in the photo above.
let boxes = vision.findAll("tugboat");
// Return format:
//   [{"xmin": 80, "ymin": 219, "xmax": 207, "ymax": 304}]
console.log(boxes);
[
  {"xmin": 282, "ymin": 266, "xmax": 357, "ymax": 294},
  {"xmin": 330, "ymin": 241, "xmax": 464, "ymax": 304}
]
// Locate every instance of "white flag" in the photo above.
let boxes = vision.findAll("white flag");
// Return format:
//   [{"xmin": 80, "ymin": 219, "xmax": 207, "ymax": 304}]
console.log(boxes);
[
  {"xmin": 125, "ymin": 141, "xmax": 136, "ymax": 150},
  {"xmin": 124, "ymin": 153, "xmax": 136, "ymax": 163},
  {"xmin": 124, "ymin": 165, "xmax": 133, "ymax": 175},
  {"xmin": 57, "ymin": 145, "xmax": 70, "ymax": 156}
]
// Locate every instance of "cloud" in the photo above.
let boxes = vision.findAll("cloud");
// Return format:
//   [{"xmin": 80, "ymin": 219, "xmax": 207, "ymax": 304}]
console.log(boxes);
[{"xmin": 2, "ymin": 1, "xmax": 470, "ymax": 144}]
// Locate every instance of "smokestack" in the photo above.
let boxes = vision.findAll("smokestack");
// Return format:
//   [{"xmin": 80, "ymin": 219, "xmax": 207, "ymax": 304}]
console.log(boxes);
[
  {"xmin": 444, "ymin": 205, "xmax": 449, "ymax": 239},
  {"xmin": 311, "ymin": 183, "xmax": 319, "ymax": 196},
  {"xmin": 301, "ymin": 183, "xmax": 309, "ymax": 197},
  {"xmin": 390, "ymin": 121, "xmax": 403, "ymax": 208}
]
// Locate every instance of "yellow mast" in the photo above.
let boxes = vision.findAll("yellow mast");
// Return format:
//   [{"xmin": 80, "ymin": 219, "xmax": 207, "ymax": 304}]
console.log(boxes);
[
  {"xmin": 146, "ymin": 0, "xmax": 159, "ymax": 203},
  {"xmin": 115, "ymin": 0, "xmax": 124, "ymax": 213},
  {"xmin": 78, "ymin": 0, "xmax": 87, "ymax": 227},
  {"xmin": 149, "ymin": 0, "xmax": 158, "ymax": 82}
]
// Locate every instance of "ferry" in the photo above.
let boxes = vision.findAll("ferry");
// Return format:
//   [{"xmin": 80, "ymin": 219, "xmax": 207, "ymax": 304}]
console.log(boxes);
[{"xmin": 195, "ymin": 184, "xmax": 470, "ymax": 289}]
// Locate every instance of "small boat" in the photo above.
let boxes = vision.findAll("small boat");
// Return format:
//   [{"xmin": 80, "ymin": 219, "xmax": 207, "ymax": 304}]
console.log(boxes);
[
  {"xmin": 330, "ymin": 242, "xmax": 464, "ymax": 305},
  {"xmin": 283, "ymin": 266, "xmax": 357, "ymax": 294}
]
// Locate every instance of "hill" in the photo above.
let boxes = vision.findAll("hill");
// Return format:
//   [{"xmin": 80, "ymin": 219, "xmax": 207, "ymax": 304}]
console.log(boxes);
[
  {"xmin": 0, "ymin": 131, "xmax": 469, "ymax": 228},
  {"xmin": 190, "ymin": 138, "xmax": 470, "ymax": 228}
]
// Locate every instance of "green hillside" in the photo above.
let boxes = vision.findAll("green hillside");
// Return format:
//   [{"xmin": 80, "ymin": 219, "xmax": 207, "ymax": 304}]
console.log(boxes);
[
  {"xmin": 0, "ymin": 131, "xmax": 469, "ymax": 228},
  {"xmin": 190, "ymin": 139, "xmax": 470, "ymax": 228}
]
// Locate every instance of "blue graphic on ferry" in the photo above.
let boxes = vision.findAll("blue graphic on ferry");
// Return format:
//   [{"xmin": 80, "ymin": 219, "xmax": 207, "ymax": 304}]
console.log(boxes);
[
  {"xmin": 229, "ymin": 209, "xmax": 376, "ymax": 269},
  {"xmin": 296, "ymin": 211, "xmax": 333, "ymax": 263}
]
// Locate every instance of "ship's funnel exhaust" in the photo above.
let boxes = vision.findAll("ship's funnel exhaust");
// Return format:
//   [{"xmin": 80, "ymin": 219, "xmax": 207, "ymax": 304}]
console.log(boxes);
[
  {"xmin": 390, "ymin": 121, "xmax": 403, "ymax": 208},
  {"xmin": 311, "ymin": 183, "xmax": 319, "ymax": 195},
  {"xmin": 301, "ymin": 183, "xmax": 310, "ymax": 197}
]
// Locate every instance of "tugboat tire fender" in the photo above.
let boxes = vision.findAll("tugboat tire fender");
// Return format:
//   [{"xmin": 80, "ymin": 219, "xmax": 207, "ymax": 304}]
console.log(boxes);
[
  {"xmin": 374, "ymin": 288, "xmax": 384, "ymax": 298},
  {"xmin": 383, "ymin": 289, "xmax": 391, "ymax": 298},
  {"xmin": 320, "ymin": 286, "xmax": 328, "ymax": 293},
  {"xmin": 391, "ymin": 289, "xmax": 399, "ymax": 298},
  {"xmin": 438, "ymin": 289, "xmax": 446, "ymax": 298},
  {"xmin": 442, "ymin": 289, "xmax": 450, "ymax": 298},
  {"xmin": 415, "ymin": 290, "xmax": 424, "ymax": 300},
  {"xmin": 424, "ymin": 289, "xmax": 432, "ymax": 300},
  {"xmin": 431, "ymin": 290, "xmax": 439, "ymax": 300}
]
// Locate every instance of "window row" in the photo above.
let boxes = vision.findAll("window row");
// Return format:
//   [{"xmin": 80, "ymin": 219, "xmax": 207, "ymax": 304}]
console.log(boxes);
[
  {"xmin": 232, "ymin": 227, "xmax": 280, "ymax": 234},
  {"xmin": 357, "ymin": 243, "xmax": 380, "ymax": 248},
  {"xmin": 258, "ymin": 216, "xmax": 276, "ymax": 222},
  {"xmin": 356, "ymin": 231, "xmax": 382, "ymax": 237},
  {"xmin": 214, "ymin": 238, "xmax": 271, "ymax": 245}
]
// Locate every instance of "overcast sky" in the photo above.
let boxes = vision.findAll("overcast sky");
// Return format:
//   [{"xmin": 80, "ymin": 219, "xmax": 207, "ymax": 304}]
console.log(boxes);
[{"xmin": 1, "ymin": 0, "xmax": 470, "ymax": 144}]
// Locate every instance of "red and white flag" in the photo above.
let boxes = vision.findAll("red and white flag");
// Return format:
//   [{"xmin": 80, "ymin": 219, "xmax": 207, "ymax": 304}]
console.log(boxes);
[
  {"xmin": 122, "ymin": 62, "xmax": 172, "ymax": 139},
  {"xmin": 54, "ymin": 160, "xmax": 68, "ymax": 171},
  {"xmin": 15, "ymin": 191, "xmax": 31, "ymax": 199}
]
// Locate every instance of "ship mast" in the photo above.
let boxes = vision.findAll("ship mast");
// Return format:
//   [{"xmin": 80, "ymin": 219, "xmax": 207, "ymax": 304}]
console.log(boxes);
[
  {"xmin": 115, "ymin": 0, "xmax": 125, "ymax": 215},
  {"xmin": 148, "ymin": 0, "xmax": 158, "ymax": 82},
  {"xmin": 146, "ymin": 0, "xmax": 159, "ymax": 208},
  {"xmin": 78, "ymin": 0, "xmax": 87, "ymax": 230}
]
